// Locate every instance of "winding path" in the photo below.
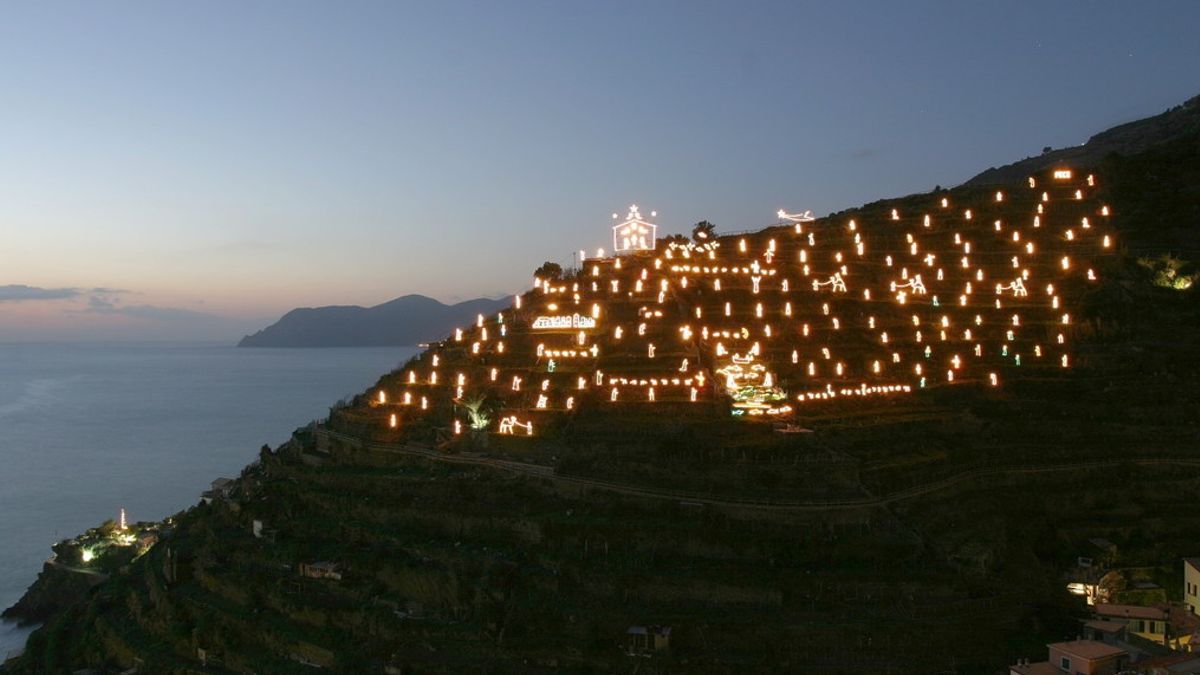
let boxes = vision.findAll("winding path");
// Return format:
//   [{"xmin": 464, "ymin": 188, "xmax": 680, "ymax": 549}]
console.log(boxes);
[{"xmin": 318, "ymin": 429, "xmax": 1200, "ymax": 512}]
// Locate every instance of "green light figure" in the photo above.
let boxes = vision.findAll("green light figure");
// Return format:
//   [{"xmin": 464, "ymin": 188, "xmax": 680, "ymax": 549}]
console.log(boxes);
[{"xmin": 547, "ymin": 359, "xmax": 557, "ymax": 373}]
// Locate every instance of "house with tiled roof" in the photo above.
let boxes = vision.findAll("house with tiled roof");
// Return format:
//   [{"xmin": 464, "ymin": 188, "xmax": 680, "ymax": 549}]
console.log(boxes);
[
  {"xmin": 1093, "ymin": 603, "xmax": 1171, "ymax": 645},
  {"xmin": 1010, "ymin": 639, "xmax": 1127, "ymax": 675}
]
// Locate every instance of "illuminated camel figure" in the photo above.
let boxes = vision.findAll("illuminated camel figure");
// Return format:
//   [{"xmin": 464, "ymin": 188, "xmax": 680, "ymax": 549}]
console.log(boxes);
[
  {"xmin": 498, "ymin": 416, "xmax": 533, "ymax": 436},
  {"xmin": 812, "ymin": 273, "xmax": 847, "ymax": 293},
  {"xmin": 996, "ymin": 278, "xmax": 1028, "ymax": 297}
]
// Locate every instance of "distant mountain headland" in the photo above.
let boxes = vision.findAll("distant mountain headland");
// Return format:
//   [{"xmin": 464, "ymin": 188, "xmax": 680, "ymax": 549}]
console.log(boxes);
[{"xmin": 237, "ymin": 294, "xmax": 511, "ymax": 347}]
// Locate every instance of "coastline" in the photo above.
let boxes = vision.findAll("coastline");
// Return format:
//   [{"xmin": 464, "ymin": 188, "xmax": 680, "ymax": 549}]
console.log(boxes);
[{"xmin": 0, "ymin": 342, "xmax": 417, "ymax": 658}]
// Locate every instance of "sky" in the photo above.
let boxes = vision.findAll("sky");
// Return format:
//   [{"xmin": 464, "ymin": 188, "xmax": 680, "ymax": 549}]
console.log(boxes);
[{"xmin": 1, "ymin": 1, "xmax": 1198, "ymax": 341}]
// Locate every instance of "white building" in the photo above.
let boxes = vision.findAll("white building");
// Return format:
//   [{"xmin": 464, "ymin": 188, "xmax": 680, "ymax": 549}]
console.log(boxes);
[{"xmin": 1185, "ymin": 558, "xmax": 1200, "ymax": 616}]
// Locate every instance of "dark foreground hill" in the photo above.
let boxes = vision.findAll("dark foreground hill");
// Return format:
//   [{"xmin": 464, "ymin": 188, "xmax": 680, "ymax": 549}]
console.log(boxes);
[
  {"xmin": 965, "ymin": 93, "xmax": 1200, "ymax": 186},
  {"xmin": 6, "ymin": 100, "xmax": 1200, "ymax": 674},
  {"xmin": 238, "ymin": 295, "xmax": 510, "ymax": 348}
]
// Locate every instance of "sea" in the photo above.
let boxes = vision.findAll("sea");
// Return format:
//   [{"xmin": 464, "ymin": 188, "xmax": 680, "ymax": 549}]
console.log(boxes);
[{"xmin": 0, "ymin": 341, "xmax": 417, "ymax": 657}]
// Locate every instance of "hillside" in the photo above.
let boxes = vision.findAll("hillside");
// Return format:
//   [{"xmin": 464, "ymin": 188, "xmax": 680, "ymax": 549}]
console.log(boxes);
[
  {"xmin": 7, "ymin": 107, "xmax": 1200, "ymax": 673},
  {"xmin": 237, "ymin": 295, "xmax": 510, "ymax": 348},
  {"xmin": 964, "ymin": 93, "xmax": 1200, "ymax": 186}
]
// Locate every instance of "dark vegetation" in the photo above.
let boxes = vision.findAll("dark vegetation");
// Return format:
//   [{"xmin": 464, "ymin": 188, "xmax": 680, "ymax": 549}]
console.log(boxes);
[{"xmin": 966, "ymin": 94, "xmax": 1200, "ymax": 186}]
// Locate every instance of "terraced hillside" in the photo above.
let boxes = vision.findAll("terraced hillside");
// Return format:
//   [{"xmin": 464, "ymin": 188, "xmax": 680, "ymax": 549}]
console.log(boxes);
[
  {"xmin": 337, "ymin": 168, "xmax": 1115, "ymax": 446},
  {"xmin": 9, "ymin": 135, "xmax": 1200, "ymax": 673}
]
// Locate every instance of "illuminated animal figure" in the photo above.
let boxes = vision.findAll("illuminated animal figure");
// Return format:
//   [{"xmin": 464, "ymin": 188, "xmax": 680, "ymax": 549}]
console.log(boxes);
[
  {"xmin": 498, "ymin": 416, "xmax": 533, "ymax": 435},
  {"xmin": 813, "ymin": 273, "xmax": 847, "ymax": 293}
]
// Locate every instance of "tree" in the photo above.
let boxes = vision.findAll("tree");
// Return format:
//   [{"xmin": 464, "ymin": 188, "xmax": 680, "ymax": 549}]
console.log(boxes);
[
  {"xmin": 534, "ymin": 261, "xmax": 563, "ymax": 280},
  {"xmin": 692, "ymin": 221, "xmax": 716, "ymax": 242},
  {"xmin": 1137, "ymin": 253, "xmax": 1197, "ymax": 290},
  {"xmin": 662, "ymin": 233, "xmax": 689, "ymax": 246},
  {"xmin": 458, "ymin": 395, "xmax": 491, "ymax": 431}
]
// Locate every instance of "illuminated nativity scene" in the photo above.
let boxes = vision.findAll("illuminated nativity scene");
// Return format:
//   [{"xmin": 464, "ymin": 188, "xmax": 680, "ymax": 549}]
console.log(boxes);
[{"xmin": 336, "ymin": 167, "xmax": 1115, "ymax": 444}]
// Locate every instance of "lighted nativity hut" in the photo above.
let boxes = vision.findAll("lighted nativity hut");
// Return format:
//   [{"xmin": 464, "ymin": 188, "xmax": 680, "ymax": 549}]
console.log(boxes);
[{"xmin": 612, "ymin": 204, "xmax": 657, "ymax": 253}]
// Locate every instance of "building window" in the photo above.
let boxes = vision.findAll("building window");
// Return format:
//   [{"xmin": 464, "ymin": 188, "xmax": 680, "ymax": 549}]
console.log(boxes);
[{"xmin": 1060, "ymin": 656, "xmax": 1070, "ymax": 670}]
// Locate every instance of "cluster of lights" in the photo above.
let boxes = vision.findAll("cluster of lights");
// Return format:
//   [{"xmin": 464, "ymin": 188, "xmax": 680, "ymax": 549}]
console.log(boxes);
[
  {"xmin": 366, "ymin": 168, "xmax": 1110, "ymax": 437},
  {"xmin": 795, "ymin": 383, "xmax": 913, "ymax": 403}
]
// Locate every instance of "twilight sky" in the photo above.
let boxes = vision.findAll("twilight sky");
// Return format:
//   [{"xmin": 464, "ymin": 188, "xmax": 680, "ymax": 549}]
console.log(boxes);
[{"xmin": 2, "ymin": 1, "xmax": 1198, "ymax": 341}]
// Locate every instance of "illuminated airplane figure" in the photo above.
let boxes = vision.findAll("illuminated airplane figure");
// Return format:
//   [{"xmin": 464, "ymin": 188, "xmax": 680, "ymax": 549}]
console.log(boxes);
[
  {"xmin": 498, "ymin": 416, "xmax": 533, "ymax": 435},
  {"xmin": 995, "ymin": 278, "xmax": 1028, "ymax": 297},
  {"xmin": 812, "ymin": 273, "xmax": 847, "ymax": 293},
  {"xmin": 777, "ymin": 209, "xmax": 816, "ymax": 223}
]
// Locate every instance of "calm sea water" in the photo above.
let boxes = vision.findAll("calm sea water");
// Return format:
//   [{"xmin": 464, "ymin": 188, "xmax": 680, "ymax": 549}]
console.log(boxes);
[{"xmin": 0, "ymin": 342, "xmax": 416, "ymax": 656}]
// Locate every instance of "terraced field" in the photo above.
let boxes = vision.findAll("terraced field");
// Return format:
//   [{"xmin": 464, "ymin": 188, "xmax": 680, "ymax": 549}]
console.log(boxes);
[{"xmin": 10, "ymin": 135, "xmax": 1200, "ymax": 673}]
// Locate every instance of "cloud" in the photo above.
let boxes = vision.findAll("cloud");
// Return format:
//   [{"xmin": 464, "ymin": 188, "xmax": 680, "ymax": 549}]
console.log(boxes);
[
  {"xmin": 78, "ymin": 295, "xmax": 215, "ymax": 321},
  {"xmin": 0, "ymin": 284, "xmax": 81, "ymax": 302}
]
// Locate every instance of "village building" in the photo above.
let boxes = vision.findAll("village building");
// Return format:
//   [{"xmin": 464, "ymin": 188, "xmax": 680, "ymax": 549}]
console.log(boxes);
[
  {"xmin": 298, "ymin": 561, "xmax": 342, "ymax": 580},
  {"xmin": 1010, "ymin": 640, "xmax": 1127, "ymax": 675},
  {"xmin": 200, "ymin": 477, "xmax": 235, "ymax": 504},
  {"xmin": 1093, "ymin": 603, "xmax": 1171, "ymax": 645},
  {"xmin": 1082, "ymin": 619, "xmax": 1127, "ymax": 646},
  {"xmin": 1135, "ymin": 653, "xmax": 1200, "ymax": 674},
  {"xmin": 1185, "ymin": 559, "xmax": 1200, "ymax": 616},
  {"xmin": 624, "ymin": 625, "xmax": 671, "ymax": 656}
]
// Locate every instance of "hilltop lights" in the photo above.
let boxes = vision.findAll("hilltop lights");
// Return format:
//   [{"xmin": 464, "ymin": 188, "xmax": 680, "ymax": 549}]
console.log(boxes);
[{"xmin": 366, "ymin": 166, "xmax": 1104, "ymax": 437}]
